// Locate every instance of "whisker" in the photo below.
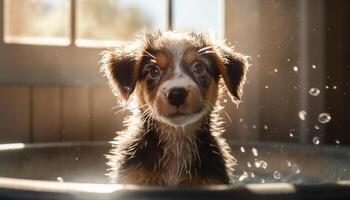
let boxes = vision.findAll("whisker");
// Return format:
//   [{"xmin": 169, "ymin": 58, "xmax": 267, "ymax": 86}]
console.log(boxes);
[
  {"xmin": 222, "ymin": 109, "xmax": 232, "ymax": 123},
  {"xmin": 198, "ymin": 46, "xmax": 213, "ymax": 53},
  {"xmin": 197, "ymin": 51, "xmax": 216, "ymax": 58},
  {"xmin": 144, "ymin": 50, "xmax": 156, "ymax": 59}
]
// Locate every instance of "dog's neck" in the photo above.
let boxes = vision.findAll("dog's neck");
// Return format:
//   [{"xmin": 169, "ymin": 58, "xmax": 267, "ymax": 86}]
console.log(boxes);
[{"xmin": 140, "ymin": 113, "xmax": 211, "ymax": 185}]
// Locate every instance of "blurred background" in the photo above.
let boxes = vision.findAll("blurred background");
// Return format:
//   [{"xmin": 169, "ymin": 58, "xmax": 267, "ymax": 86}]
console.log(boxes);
[{"xmin": 0, "ymin": 0, "xmax": 349, "ymax": 146}]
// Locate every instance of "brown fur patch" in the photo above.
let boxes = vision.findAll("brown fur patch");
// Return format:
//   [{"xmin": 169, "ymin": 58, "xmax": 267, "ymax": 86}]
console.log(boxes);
[
  {"xmin": 183, "ymin": 49, "xmax": 199, "ymax": 65},
  {"xmin": 155, "ymin": 52, "xmax": 170, "ymax": 70}
]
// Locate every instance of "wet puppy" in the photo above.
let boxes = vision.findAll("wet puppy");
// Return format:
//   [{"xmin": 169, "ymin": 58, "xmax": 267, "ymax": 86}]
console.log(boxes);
[{"xmin": 101, "ymin": 31, "xmax": 249, "ymax": 186}]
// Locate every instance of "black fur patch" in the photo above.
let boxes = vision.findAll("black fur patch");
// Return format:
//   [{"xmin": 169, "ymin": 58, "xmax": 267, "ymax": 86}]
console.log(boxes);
[
  {"xmin": 194, "ymin": 117, "xmax": 230, "ymax": 183},
  {"xmin": 120, "ymin": 118, "xmax": 164, "ymax": 172}
]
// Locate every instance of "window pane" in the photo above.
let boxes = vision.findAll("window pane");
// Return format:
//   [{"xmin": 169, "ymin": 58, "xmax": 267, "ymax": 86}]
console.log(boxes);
[
  {"xmin": 4, "ymin": 0, "xmax": 70, "ymax": 46},
  {"xmin": 76, "ymin": 0, "xmax": 168, "ymax": 47},
  {"xmin": 173, "ymin": 0, "xmax": 224, "ymax": 38}
]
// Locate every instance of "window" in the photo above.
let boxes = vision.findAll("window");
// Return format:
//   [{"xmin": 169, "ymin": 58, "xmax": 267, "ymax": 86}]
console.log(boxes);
[
  {"xmin": 173, "ymin": 0, "xmax": 224, "ymax": 39},
  {"xmin": 4, "ymin": 0, "xmax": 70, "ymax": 46},
  {"xmin": 76, "ymin": 0, "xmax": 168, "ymax": 47},
  {"xmin": 3, "ymin": 0, "xmax": 223, "ymax": 47},
  {"xmin": 3, "ymin": 0, "xmax": 169, "ymax": 47}
]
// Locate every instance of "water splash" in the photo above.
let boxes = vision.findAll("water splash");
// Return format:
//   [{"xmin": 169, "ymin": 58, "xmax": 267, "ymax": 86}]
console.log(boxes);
[
  {"xmin": 291, "ymin": 164, "xmax": 301, "ymax": 174},
  {"xmin": 273, "ymin": 171, "xmax": 281, "ymax": 179},
  {"xmin": 264, "ymin": 125, "xmax": 269, "ymax": 130},
  {"xmin": 286, "ymin": 161, "xmax": 292, "ymax": 167},
  {"xmin": 250, "ymin": 172, "xmax": 255, "ymax": 178},
  {"xmin": 247, "ymin": 162, "xmax": 252, "ymax": 168},
  {"xmin": 298, "ymin": 110, "xmax": 307, "ymax": 121},
  {"xmin": 252, "ymin": 148, "xmax": 258, "ymax": 157},
  {"xmin": 293, "ymin": 66, "xmax": 298, "ymax": 72},
  {"xmin": 313, "ymin": 137, "xmax": 320, "ymax": 145},
  {"xmin": 239, "ymin": 171, "xmax": 249, "ymax": 181},
  {"xmin": 57, "ymin": 177, "xmax": 64, "ymax": 182},
  {"xmin": 254, "ymin": 160, "xmax": 261, "ymax": 168},
  {"xmin": 260, "ymin": 160, "xmax": 268, "ymax": 169},
  {"xmin": 309, "ymin": 88, "xmax": 320, "ymax": 96},
  {"xmin": 240, "ymin": 146, "xmax": 245, "ymax": 153},
  {"xmin": 318, "ymin": 113, "xmax": 331, "ymax": 123}
]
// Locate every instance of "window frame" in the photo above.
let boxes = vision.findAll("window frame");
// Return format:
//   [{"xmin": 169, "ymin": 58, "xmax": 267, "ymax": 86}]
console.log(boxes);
[{"xmin": 0, "ymin": 0, "xmax": 225, "ymax": 85}]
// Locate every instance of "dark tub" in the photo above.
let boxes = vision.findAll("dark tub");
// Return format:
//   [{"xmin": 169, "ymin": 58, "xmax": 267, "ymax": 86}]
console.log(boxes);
[{"xmin": 0, "ymin": 142, "xmax": 349, "ymax": 200}]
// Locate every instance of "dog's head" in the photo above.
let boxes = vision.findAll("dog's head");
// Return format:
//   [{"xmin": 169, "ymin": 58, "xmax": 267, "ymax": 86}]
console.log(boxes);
[{"xmin": 101, "ymin": 31, "xmax": 249, "ymax": 127}]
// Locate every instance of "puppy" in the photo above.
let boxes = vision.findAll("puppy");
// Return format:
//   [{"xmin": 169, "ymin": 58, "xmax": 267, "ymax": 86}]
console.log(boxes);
[{"xmin": 101, "ymin": 31, "xmax": 249, "ymax": 186}]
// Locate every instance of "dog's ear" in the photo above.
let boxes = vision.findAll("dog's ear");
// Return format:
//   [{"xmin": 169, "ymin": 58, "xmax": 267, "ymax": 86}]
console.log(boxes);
[
  {"xmin": 216, "ymin": 45, "xmax": 249, "ymax": 102},
  {"xmin": 100, "ymin": 45, "xmax": 140, "ymax": 101}
]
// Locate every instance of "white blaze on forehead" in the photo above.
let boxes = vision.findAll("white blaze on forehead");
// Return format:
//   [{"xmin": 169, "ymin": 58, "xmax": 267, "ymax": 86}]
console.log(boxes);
[
  {"xmin": 158, "ymin": 41, "xmax": 198, "ymax": 92},
  {"xmin": 159, "ymin": 74, "xmax": 197, "ymax": 94}
]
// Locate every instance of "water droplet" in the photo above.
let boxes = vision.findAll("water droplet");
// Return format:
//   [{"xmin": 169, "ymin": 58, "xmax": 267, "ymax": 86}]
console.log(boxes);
[
  {"xmin": 289, "ymin": 133, "xmax": 294, "ymax": 138},
  {"xmin": 312, "ymin": 65, "xmax": 316, "ymax": 69},
  {"xmin": 273, "ymin": 171, "xmax": 281, "ymax": 179},
  {"xmin": 265, "ymin": 85, "xmax": 269, "ymax": 89},
  {"xmin": 333, "ymin": 85, "xmax": 337, "ymax": 89},
  {"xmin": 260, "ymin": 160, "xmax": 268, "ymax": 169},
  {"xmin": 250, "ymin": 172, "xmax": 255, "ymax": 178},
  {"xmin": 291, "ymin": 164, "xmax": 301, "ymax": 174},
  {"xmin": 252, "ymin": 148, "xmax": 258, "ymax": 156},
  {"xmin": 264, "ymin": 125, "xmax": 268, "ymax": 130},
  {"xmin": 325, "ymin": 85, "xmax": 329, "ymax": 89},
  {"xmin": 239, "ymin": 171, "xmax": 249, "ymax": 181},
  {"xmin": 335, "ymin": 139, "xmax": 340, "ymax": 144},
  {"xmin": 252, "ymin": 125, "xmax": 257, "ymax": 129},
  {"xmin": 286, "ymin": 161, "xmax": 292, "ymax": 167},
  {"xmin": 293, "ymin": 66, "xmax": 298, "ymax": 72},
  {"xmin": 75, "ymin": 157, "xmax": 79, "ymax": 161},
  {"xmin": 261, "ymin": 178, "xmax": 266, "ymax": 183},
  {"xmin": 223, "ymin": 99, "xmax": 228, "ymax": 103},
  {"xmin": 309, "ymin": 88, "xmax": 320, "ymax": 96},
  {"xmin": 240, "ymin": 146, "xmax": 245, "ymax": 153},
  {"xmin": 318, "ymin": 113, "xmax": 331, "ymax": 123},
  {"xmin": 247, "ymin": 162, "xmax": 252, "ymax": 168},
  {"xmin": 313, "ymin": 136, "xmax": 320, "ymax": 145},
  {"xmin": 257, "ymin": 54, "xmax": 261, "ymax": 58},
  {"xmin": 57, "ymin": 177, "xmax": 64, "ymax": 182},
  {"xmin": 239, "ymin": 118, "xmax": 243, "ymax": 122},
  {"xmin": 287, "ymin": 58, "xmax": 291, "ymax": 62},
  {"xmin": 274, "ymin": 68, "xmax": 278, "ymax": 73},
  {"xmin": 254, "ymin": 160, "xmax": 261, "ymax": 168},
  {"xmin": 298, "ymin": 110, "xmax": 307, "ymax": 120},
  {"xmin": 314, "ymin": 125, "xmax": 320, "ymax": 130}
]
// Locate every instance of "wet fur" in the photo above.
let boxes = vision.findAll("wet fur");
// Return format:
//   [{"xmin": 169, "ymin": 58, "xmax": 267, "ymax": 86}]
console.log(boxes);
[{"xmin": 101, "ymin": 31, "xmax": 249, "ymax": 186}]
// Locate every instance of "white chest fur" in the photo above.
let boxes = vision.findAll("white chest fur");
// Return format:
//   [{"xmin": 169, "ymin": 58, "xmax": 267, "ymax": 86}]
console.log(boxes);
[{"xmin": 159, "ymin": 127, "xmax": 199, "ymax": 186}]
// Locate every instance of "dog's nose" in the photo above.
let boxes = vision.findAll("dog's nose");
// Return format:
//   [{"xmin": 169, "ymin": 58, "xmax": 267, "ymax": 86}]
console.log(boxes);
[{"xmin": 167, "ymin": 88, "xmax": 188, "ymax": 107}]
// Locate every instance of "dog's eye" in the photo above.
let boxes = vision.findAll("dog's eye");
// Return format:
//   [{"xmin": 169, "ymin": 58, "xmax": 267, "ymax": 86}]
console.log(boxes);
[
  {"xmin": 192, "ymin": 62, "xmax": 206, "ymax": 76},
  {"xmin": 145, "ymin": 64, "xmax": 161, "ymax": 79}
]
